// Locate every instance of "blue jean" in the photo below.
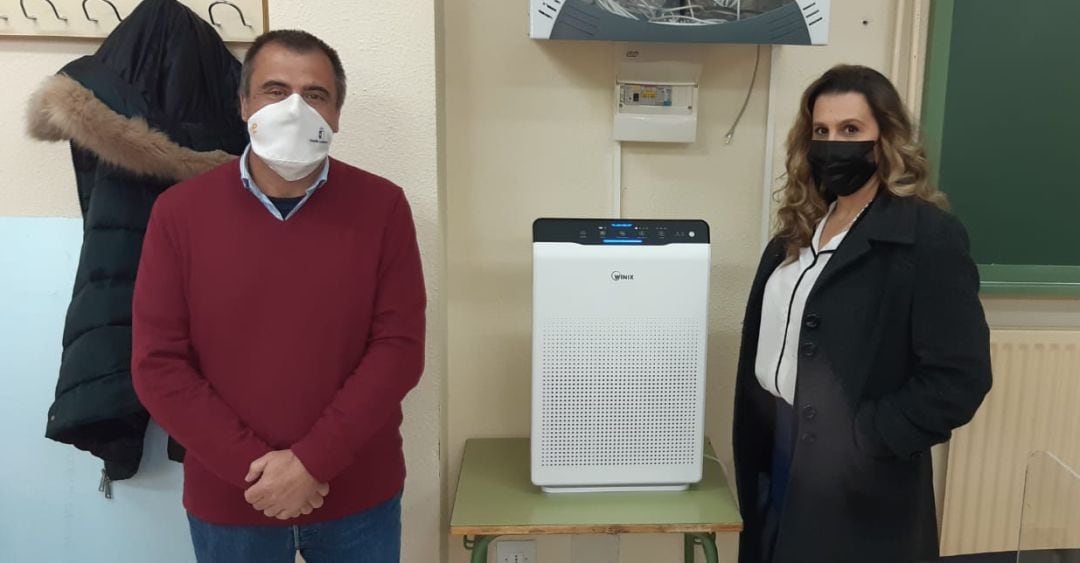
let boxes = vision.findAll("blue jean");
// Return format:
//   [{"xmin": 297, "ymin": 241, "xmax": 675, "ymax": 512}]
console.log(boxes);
[{"xmin": 187, "ymin": 492, "xmax": 402, "ymax": 563}]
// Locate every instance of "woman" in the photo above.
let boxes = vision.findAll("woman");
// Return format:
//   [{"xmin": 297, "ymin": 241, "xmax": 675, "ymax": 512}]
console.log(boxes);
[{"xmin": 732, "ymin": 65, "xmax": 992, "ymax": 563}]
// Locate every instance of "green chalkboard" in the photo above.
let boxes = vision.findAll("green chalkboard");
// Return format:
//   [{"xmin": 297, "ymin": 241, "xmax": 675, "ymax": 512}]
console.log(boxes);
[{"xmin": 922, "ymin": 0, "xmax": 1080, "ymax": 295}]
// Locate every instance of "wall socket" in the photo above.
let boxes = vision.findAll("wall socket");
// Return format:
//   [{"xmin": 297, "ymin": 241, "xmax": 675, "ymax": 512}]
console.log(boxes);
[{"xmin": 495, "ymin": 539, "xmax": 537, "ymax": 563}]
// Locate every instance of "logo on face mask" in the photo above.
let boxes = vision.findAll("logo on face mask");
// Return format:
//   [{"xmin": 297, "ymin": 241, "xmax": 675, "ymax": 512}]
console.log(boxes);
[{"xmin": 315, "ymin": 127, "xmax": 327, "ymax": 143}]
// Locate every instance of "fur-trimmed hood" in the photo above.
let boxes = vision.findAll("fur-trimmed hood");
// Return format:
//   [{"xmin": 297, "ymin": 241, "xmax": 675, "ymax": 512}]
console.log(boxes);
[
  {"xmin": 27, "ymin": 73, "xmax": 236, "ymax": 182},
  {"xmin": 25, "ymin": 0, "xmax": 247, "ymax": 182}
]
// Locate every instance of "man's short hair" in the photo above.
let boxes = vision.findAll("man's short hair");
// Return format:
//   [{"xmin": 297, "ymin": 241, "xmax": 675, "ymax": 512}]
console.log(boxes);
[{"xmin": 239, "ymin": 30, "xmax": 347, "ymax": 110}]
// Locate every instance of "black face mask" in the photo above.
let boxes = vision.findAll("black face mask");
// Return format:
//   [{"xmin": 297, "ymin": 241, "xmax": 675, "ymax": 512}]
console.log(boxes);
[{"xmin": 807, "ymin": 140, "xmax": 878, "ymax": 197}]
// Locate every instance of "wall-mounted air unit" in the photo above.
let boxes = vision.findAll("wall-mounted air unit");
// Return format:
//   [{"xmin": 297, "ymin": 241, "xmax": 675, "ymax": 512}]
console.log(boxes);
[{"xmin": 531, "ymin": 0, "xmax": 830, "ymax": 45}]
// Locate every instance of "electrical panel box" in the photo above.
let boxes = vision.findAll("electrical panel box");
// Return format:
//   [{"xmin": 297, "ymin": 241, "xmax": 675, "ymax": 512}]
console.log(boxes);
[{"xmin": 613, "ymin": 45, "xmax": 702, "ymax": 143}]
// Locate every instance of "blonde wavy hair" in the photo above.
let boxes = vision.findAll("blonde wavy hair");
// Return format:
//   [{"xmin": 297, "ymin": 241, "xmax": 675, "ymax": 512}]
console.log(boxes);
[{"xmin": 775, "ymin": 65, "xmax": 947, "ymax": 258}]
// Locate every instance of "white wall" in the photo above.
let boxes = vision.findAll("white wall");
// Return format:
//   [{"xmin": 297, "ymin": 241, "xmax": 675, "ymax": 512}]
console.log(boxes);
[
  {"xmin": 0, "ymin": 1, "xmax": 443, "ymax": 561},
  {"xmin": 0, "ymin": 39, "xmax": 94, "ymax": 217}
]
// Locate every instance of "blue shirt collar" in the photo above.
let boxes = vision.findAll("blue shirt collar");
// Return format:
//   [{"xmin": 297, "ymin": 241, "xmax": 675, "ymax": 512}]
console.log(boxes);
[{"xmin": 239, "ymin": 145, "xmax": 330, "ymax": 221}]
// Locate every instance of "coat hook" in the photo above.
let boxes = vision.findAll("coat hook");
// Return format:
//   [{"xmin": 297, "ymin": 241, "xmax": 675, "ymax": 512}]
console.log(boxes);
[
  {"xmin": 82, "ymin": 0, "xmax": 123, "ymax": 23},
  {"xmin": 208, "ymin": 1, "xmax": 252, "ymax": 29},
  {"xmin": 20, "ymin": 0, "xmax": 67, "ymax": 22}
]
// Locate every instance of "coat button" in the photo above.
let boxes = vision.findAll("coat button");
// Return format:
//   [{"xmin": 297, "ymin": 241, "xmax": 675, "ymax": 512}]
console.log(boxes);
[
  {"xmin": 804, "ymin": 313, "xmax": 820, "ymax": 329},
  {"xmin": 802, "ymin": 406, "xmax": 817, "ymax": 420},
  {"xmin": 800, "ymin": 433, "xmax": 817, "ymax": 444},
  {"xmin": 800, "ymin": 342, "xmax": 817, "ymax": 358}
]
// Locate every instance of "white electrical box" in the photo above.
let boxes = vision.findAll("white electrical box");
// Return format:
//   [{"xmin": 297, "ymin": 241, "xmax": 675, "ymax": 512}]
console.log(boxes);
[
  {"xmin": 614, "ymin": 82, "xmax": 697, "ymax": 143},
  {"xmin": 613, "ymin": 45, "xmax": 702, "ymax": 143},
  {"xmin": 531, "ymin": 218, "xmax": 710, "ymax": 493},
  {"xmin": 496, "ymin": 540, "xmax": 537, "ymax": 563}
]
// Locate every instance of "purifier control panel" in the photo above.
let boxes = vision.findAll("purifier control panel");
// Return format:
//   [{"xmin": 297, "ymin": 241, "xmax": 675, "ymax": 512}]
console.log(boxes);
[{"xmin": 533, "ymin": 218, "xmax": 710, "ymax": 245}]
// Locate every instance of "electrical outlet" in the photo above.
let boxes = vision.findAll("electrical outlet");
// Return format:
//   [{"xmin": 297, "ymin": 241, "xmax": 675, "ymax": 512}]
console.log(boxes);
[{"xmin": 495, "ymin": 539, "xmax": 536, "ymax": 563}]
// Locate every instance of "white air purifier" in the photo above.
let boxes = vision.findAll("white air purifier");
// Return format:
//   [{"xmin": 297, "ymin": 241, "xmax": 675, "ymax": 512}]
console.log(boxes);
[{"xmin": 531, "ymin": 218, "xmax": 711, "ymax": 493}]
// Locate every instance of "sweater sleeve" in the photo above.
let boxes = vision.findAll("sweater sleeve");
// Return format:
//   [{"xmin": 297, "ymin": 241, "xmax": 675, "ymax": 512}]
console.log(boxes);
[
  {"xmin": 132, "ymin": 198, "xmax": 272, "ymax": 489},
  {"xmin": 291, "ymin": 192, "xmax": 427, "ymax": 483}
]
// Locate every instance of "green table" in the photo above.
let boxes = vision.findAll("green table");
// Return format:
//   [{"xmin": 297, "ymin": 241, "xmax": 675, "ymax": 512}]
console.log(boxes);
[{"xmin": 449, "ymin": 438, "xmax": 742, "ymax": 563}]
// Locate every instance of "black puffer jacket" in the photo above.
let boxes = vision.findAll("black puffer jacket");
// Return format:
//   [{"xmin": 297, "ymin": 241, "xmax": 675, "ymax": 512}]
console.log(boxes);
[{"xmin": 27, "ymin": 0, "xmax": 247, "ymax": 481}]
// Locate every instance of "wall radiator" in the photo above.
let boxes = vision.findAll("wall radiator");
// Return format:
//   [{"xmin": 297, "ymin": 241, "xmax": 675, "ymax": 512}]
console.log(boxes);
[{"xmin": 940, "ymin": 329, "xmax": 1080, "ymax": 555}]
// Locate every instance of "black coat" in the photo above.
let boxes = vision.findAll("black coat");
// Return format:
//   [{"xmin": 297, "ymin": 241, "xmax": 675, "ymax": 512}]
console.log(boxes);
[
  {"xmin": 732, "ymin": 193, "xmax": 993, "ymax": 563},
  {"xmin": 28, "ymin": 0, "xmax": 246, "ymax": 480}
]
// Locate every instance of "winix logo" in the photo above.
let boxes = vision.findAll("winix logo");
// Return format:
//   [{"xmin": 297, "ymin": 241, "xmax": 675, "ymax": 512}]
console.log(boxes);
[{"xmin": 611, "ymin": 271, "xmax": 635, "ymax": 282}]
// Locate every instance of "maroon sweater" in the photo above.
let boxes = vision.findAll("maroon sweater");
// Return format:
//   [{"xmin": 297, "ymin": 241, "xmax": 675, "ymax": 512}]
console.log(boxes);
[{"xmin": 132, "ymin": 159, "xmax": 426, "ymax": 525}]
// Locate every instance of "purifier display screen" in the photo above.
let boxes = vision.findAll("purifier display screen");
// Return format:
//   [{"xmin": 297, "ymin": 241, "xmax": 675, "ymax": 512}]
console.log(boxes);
[{"xmin": 533, "ymin": 218, "xmax": 710, "ymax": 245}]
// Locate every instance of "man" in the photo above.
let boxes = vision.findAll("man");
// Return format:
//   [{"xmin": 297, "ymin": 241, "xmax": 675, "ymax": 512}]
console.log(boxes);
[{"xmin": 132, "ymin": 30, "xmax": 426, "ymax": 563}]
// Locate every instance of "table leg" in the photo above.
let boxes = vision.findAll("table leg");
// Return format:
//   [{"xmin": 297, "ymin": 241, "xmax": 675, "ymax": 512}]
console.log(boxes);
[
  {"xmin": 463, "ymin": 535, "xmax": 497, "ymax": 563},
  {"xmin": 684, "ymin": 533, "xmax": 719, "ymax": 563}
]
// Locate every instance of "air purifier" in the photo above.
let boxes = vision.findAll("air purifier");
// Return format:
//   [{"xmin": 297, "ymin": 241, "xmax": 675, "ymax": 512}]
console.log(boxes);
[{"xmin": 531, "ymin": 218, "xmax": 710, "ymax": 492}]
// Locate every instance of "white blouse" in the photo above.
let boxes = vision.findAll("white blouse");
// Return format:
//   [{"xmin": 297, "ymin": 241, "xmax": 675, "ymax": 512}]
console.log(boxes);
[{"xmin": 755, "ymin": 203, "xmax": 862, "ymax": 405}]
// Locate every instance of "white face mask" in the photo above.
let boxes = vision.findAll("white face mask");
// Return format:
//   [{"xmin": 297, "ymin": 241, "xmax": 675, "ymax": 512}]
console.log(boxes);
[{"xmin": 247, "ymin": 93, "xmax": 333, "ymax": 181}]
